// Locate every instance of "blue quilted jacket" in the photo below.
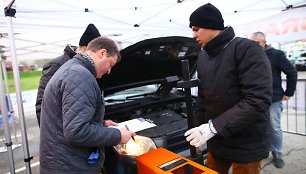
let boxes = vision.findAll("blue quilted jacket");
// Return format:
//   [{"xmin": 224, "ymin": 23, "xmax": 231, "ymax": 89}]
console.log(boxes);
[{"xmin": 39, "ymin": 54, "xmax": 121, "ymax": 174}]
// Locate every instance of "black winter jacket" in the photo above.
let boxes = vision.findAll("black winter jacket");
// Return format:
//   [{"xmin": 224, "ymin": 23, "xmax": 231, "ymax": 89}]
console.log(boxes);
[
  {"xmin": 265, "ymin": 45, "xmax": 297, "ymax": 102},
  {"xmin": 194, "ymin": 27, "xmax": 272, "ymax": 163},
  {"xmin": 35, "ymin": 45, "xmax": 76, "ymax": 126}
]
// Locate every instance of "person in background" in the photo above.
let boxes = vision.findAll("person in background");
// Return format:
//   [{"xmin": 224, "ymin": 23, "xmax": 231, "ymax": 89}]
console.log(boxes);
[
  {"xmin": 35, "ymin": 23, "xmax": 101, "ymax": 126},
  {"xmin": 39, "ymin": 36, "xmax": 135, "ymax": 174},
  {"xmin": 184, "ymin": 3, "xmax": 272, "ymax": 174},
  {"xmin": 251, "ymin": 31, "xmax": 297, "ymax": 168}
]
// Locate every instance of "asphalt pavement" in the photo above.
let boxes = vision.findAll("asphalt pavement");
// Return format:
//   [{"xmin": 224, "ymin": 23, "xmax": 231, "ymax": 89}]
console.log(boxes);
[{"xmin": 260, "ymin": 133, "xmax": 306, "ymax": 174}]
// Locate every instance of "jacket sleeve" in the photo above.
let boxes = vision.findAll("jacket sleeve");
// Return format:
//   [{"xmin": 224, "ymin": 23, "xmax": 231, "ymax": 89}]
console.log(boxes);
[
  {"xmin": 35, "ymin": 62, "xmax": 62, "ymax": 126},
  {"xmin": 193, "ymin": 78, "xmax": 206, "ymax": 127},
  {"xmin": 277, "ymin": 50, "xmax": 297, "ymax": 96},
  {"xmin": 213, "ymin": 41, "xmax": 273, "ymax": 137},
  {"xmin": 61, "ymin": 70, "xmax": 121, "ymax": 147}
]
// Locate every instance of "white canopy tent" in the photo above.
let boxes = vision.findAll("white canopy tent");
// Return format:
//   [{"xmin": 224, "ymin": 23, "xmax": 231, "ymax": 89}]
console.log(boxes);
[
  {"xmin": 0, "ymin": 0, "xmax": 305, "ymax": 173},
  {"xmin": 0, "ymin": 0, "xmax": 306, "ymax": 61},
  {"xmin": 239, "ymin": 7, "xmax": 306, "ymax": 44}
]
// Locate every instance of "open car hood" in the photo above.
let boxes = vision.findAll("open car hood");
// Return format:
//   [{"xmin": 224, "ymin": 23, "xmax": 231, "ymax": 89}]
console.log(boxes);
[{"xmin": 98, "ymin": 36, "xmax": 200, "ymax": 96}]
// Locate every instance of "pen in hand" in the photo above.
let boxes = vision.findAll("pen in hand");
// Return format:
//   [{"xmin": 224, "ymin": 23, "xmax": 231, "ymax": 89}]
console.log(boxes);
[{"xmin": 125, "ymin": 124, "xmax": 136, "ymax": 141}]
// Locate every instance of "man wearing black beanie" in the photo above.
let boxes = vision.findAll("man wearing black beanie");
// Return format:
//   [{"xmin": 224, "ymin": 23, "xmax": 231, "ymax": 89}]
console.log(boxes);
[
  {"xmin": 184, "ymin": 3, "xmax": 273, "ymax": 174},
  {"xmin": 36, "ymin": 24, "xmax": 101, "ymax": 126},
  {"xmin": 78, "ymin": 23, "xmax": 101, "ymax": 52}
]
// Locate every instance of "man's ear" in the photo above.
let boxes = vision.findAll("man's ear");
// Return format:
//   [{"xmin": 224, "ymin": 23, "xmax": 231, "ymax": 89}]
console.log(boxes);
[{"xmin": 100, "ymin": 49, "xmax": 107, "ymax": 57}]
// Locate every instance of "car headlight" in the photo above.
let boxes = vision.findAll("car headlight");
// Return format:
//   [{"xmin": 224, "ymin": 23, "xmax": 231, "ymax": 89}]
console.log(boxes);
[{"xmin": 114, "ymin": 135, "xmax": 157, "ymax": 156}]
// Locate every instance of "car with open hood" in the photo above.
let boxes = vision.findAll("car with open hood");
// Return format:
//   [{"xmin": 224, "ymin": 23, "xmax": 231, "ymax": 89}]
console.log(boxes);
[{"xmin": 98, "ymin": 36, "xmax": 203, "ymax": 174}]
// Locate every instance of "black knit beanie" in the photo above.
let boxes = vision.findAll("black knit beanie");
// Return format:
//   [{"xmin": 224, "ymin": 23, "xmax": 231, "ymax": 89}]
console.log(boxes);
[
  {"xmin": 189, "ymin": 3, "xmax": 224, "ymax": 30},
  {"xmin": 79, "ymin": 24, "xmax": 101, "ymax": 46}
]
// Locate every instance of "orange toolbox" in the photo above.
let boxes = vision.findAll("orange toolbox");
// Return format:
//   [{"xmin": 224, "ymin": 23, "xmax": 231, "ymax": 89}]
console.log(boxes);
[{"xmin": 136, "ymin": 147, "xmax": 218, "ymax": 174}]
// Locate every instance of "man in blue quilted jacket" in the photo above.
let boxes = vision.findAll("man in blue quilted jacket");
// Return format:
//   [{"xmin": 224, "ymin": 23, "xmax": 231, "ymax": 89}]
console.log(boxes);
[
  {"xmin": 39, "ymin": 36, "xmax": 135, "ymax": 174},
  {"xmin": 251, "ymin": 31, "xmax": 297, "ymax": 168}
]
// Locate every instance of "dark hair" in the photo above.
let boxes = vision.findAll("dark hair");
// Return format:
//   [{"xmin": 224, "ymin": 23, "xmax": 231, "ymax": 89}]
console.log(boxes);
[{"xmin": 87, "ymin": 36, "xmax": 121, "ymax": 62}]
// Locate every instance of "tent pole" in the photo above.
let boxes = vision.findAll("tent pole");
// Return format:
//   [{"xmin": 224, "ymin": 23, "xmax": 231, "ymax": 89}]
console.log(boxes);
[
  {"xmin": 5, "ymin": 2, "xmax": 33, "ymax": 173},
  {"xmin": 0, "ymin": 60, "xmax": 15, "ymax": 173},
  {"xmin": 1, "ymin": 58, "xmax": 20, "ymax": 145}
]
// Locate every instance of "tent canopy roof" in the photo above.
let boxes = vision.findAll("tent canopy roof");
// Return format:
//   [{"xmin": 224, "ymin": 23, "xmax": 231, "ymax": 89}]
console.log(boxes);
[{"xmin": 0, "ymin": 0, "xmax": 305, "ymax": 61}]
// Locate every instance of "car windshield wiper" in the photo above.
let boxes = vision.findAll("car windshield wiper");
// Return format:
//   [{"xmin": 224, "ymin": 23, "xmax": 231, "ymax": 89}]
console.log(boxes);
[
  {"xmin": 105, "ymin": 98, "xmax": 136, "ymax": 103},
  {"xmin": 106, "ymin": 91, "xmax": 157, "ymax": 103},
  {"xmin": 106, "ymin": 76, "xmax": 180, "ymax": 102},
  {"xmin": 125, "ymin": 92, "xmax": 154, "ymax": 99},
  {"xmin": 125, "ymin": 76, "xmax": 180, "ymax": 100}
]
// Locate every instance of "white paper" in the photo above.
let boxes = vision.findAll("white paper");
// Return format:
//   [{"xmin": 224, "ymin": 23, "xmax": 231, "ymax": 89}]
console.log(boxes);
[{"xmin": 112, "ymin": 118, "xmax": 156, "ymax": 132}]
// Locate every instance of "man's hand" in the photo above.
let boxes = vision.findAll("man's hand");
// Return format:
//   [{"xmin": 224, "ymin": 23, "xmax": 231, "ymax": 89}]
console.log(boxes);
[
  {"xmin": 119, "ymin": 128, "xmax": 136, "ymax": 144},
  {"xmin": 283, "ymin": 95, "xmax": 291, "ymax": 101},
  {"xmin": 104, "ymin": 120, "xmax": 118, "ymax": 127},
  {"xmin": 184, "ymin": 123, "xmax": 216, "ymax": 147}
]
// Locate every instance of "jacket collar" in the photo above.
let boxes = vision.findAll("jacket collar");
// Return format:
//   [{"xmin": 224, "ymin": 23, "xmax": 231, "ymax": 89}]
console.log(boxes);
[
  {"xmin": 203, "ymin": 26, "xmax": 235, "ymax": 56},
  {"xmin": 74, "ymin": 54, "xmax": 96, "ymax": 78},
  {"xmin": 265, "ymin": 45, "xmax": 273, "ymax": 52},
  {"xmin": 64, "ymin": 45, "xmax": 77, "ymax": 58}
]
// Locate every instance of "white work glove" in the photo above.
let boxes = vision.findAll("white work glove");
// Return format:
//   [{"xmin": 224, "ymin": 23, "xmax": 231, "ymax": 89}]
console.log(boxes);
[{"xmin": 184, "ymin": 120, "xmax": 217, "ymax": 147}]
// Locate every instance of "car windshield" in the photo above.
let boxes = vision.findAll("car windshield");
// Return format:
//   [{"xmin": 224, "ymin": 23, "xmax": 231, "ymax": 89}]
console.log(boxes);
[{"xmin": 104, "ymin": 84, "xmax": 159, "ymax": 104}]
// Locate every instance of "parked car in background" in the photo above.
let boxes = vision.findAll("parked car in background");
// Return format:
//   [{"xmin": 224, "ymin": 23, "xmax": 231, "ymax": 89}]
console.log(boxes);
[
  {"xmin": 287, "ymin": 53, "xmax": 297, "ymax": 65},
  {"xmin": 97, "ymin": 36, "xmax": 204, "ymax": 174},
  {"xmin": 288, "ymin": 50, "xmax": 306, "ymax": 71}
]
